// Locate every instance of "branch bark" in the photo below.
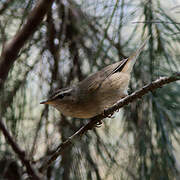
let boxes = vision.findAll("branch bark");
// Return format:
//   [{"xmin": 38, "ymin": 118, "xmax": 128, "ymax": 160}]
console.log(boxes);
[
  {"xmin": 39, "ymin": 72, "xmax": 180, "ymax": 172},
  {"xmin": 0, "ymin": 0, "xmax": 54, "ymax": 90}
]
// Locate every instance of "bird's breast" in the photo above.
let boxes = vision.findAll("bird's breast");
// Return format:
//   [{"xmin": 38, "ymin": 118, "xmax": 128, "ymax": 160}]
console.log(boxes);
[{"xmin": 53, "ymin": 72, "xmax": 130, "ymax": 118}]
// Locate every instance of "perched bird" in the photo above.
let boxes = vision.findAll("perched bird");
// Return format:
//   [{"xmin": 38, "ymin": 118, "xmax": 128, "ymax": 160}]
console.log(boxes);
[{"xmin": 41, "ymin": 36, "xmax": 150, "ymax": 118}]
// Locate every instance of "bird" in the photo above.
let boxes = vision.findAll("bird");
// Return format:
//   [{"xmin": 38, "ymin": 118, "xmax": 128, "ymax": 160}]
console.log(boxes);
[{"xmin": 40, "ymin": 36, "xmax": 150, "ymax": 118}]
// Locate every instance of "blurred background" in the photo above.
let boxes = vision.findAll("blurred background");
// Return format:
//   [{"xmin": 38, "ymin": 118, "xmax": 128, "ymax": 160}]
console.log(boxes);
[{"xmin": 0, "ymin": 0, "xmax": 180, "ymax": 179}]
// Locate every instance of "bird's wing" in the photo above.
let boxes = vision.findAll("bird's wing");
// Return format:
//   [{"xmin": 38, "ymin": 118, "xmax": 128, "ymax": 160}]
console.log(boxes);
[
  {"xmin": 79, "ymin": 35, "xmax": 150, "ymax": 93},
  {"xmin": 80, "ymin": 58, "xmax": 128, "ymax": 93}
]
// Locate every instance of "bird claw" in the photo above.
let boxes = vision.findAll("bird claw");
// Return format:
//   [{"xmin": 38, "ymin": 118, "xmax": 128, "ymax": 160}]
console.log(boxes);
[
  {"xmin": 95, "ymin": 120, "xmax": 103, "ymax": 128},
  {"xmin": 103, "ymin": 109, "xmax": 112, "ymax": 118}
]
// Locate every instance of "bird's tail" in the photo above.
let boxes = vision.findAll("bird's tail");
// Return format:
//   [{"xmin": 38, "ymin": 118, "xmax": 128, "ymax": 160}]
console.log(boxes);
[{"xmin": 122, "ymin": 35, "xmax": 150, "ymax": 73}]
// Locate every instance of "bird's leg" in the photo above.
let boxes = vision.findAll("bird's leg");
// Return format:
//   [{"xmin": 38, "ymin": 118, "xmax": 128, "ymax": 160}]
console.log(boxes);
[{"xmin": 95, "ymin": 120, "xmax": 103, "ymax": 128}]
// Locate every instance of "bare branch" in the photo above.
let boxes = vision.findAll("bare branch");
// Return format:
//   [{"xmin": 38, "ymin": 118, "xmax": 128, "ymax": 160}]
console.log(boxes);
[
  {"xmin": 0, "ymin": 119, "xmax": 42, "ymax": 180},
  {"xmin": 0, "ymin": 0, "xmax": 54, "ymax": 89},
  {"xmin": 30, "ymin": 106, "xmax": 49, "ymax": 158},
  {"xmin": 39, "ymin": 72, "xmax": 180, "ymax": 172}
]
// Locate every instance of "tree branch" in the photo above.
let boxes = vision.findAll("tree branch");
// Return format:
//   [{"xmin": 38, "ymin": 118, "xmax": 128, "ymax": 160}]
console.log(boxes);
[
  {"xmin": 0, "ymin": 119, "xmax": 42, "ymax": 180},
  {"xmin": 39, "ymin": 72, "xmax": 180, "ymax": 172},
  {"xmin": 0, "ymin": 0, "xmax": 54, "ymax": 89}
]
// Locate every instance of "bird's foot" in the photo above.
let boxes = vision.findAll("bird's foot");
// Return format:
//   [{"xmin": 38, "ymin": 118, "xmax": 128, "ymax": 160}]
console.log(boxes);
[{"xmin": 95, "ymin": 120, "xmax": 103, "ymax": 128}]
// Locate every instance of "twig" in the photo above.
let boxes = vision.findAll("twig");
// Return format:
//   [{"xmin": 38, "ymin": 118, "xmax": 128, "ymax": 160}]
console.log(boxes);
[
  {"xmin": 0, "ymin": 0, "xmax": 54, "ymax": 89},
  {"xmin": 0, "ymin": 119, "xmax": 42, "ymax": 180},
  {"xmin": 30, "ymin": 106, "xmax": 49, "ymax": 158},
  {"xmin": 132, "ymin": 21, "xmax": 180, "ymax": 24},
  {"xmin": 39, "ymin": 72, "xmax": 180, "ymax": 172}
]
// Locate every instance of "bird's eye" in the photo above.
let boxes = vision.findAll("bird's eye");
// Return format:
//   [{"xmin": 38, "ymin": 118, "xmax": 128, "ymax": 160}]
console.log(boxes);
[
  {"xmin": 56, "ymin": 92, "xmax": 71, "ymax": 99},
  {"xmin": 57, "ymin": 94, "xmax": 65, "ymax": 99}
]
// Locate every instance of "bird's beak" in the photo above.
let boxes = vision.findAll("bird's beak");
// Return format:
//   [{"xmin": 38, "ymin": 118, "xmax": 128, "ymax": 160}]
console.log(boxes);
[{"xmin": 40, "ymin": 99, "xmax": 52, "ymax": 104}]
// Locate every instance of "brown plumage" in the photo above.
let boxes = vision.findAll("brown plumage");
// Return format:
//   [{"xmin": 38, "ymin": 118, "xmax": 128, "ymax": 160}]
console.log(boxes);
[{"xmin": 41, "ymin": 36, "xmax": 150, "ymax": 118}]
